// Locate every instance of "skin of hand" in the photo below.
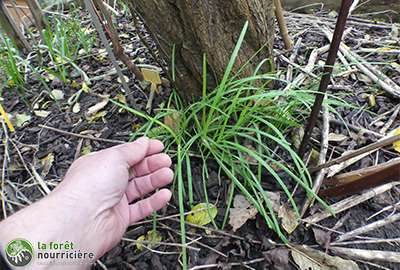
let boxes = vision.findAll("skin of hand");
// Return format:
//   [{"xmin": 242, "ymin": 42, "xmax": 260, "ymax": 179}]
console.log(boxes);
[{"xmin": 0, "ymin": 137, "xmax": 174, "ymax": 269}]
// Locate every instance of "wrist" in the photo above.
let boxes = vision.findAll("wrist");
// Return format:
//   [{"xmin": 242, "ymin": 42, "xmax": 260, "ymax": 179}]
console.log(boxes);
[{"xmin": 0, "ymin": 191, "xmax": 96, "ymax": 269}]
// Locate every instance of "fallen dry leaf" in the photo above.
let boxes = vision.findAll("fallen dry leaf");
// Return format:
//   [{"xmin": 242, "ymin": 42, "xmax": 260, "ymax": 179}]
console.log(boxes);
[
  {"xmin": 278, "ymin": 204, "xmax": 298, "ymax": 234},
  {"xmin": 86, "ymin": 97, "xmax": 109, "ymax": 117},
  {"xmin": 229, "ymin": 195, "xmax": 258, "ymax": 232},
  {"xmin": 164, "ymin": 110, "xmax": 181, "ymax": 130},
  {"xmin": 328, "ymin": 133, "xmax": 348, "ymax": 143},
  {"xmin": 72, "ymin": 103, "xmax": 81, "ymax": 114},
  {"xmin": 291, "ymin": 245, "xmax": 360, "ymax": 270},
  {"xmin": 312, "ymin": 227, "xmax": 331, "ymax": 248},
  {"xmin": 264, "ymin": 248, "xmax": 289, "ymax": 270},
  {"xmin": 34, "ymin": 110, "xmax": 51, "ymax": 118},
  {"xmin": 15, "ymin": 113, "xmax": 31, "ymax": 127},
  {"xmin": 40, "ymin": 153, "xmax": 54, "ymax": 177},
  {"xmin": 50, "ymin": 89, "xmax": 64, "ymax": 100}
]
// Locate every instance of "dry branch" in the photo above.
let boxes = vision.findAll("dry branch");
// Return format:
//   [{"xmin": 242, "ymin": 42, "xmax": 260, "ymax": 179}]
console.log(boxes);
[
  {"xmin": 330, "ymin": 247, "xmax": 400, "ymax": 264},
  {"xmin": 335, "ymin": 213, "xmax": 400, "ymax": 243},
  {"xmin": 303, "ymin": 182, "xmax": 400, "ymax": 224},
  {"xmin": 310, "ymin": 134, "xmax": 400, "ymax": 173}
]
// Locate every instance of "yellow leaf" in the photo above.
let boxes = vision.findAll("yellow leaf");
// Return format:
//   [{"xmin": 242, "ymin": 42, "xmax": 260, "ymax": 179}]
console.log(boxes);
[
  {"xmin": 186, "ymin": 203, "xmax": 218, "ymax": 226},
  {"xmin": 142, "ymin": 68, "xmax": 162, "ymax": 93},
  {"xmin": 40, "ymin": 153, "xmax": 54, "ymax": 177},
  {"xmin": 368, "ymin": 94, "xmax": 376, "ymax": 107},
  {"xmin": 88, "ymin": 111, "xmax": 107, "ymax": 123},
  {"xmin": 71, "ymin": 80, "xmax": 80, "ymax": 89},
  {"xmin": 81, "ymin": 82, "xmax": 90, "ymax": 93},
  {"xmin": 7, "ymin": 79, "xmax": 15, "ymax": 87},
  {"xmin": 142, "ymin": 68, "xmax": 162, "ymax": 85},
  {"xmin": 146, "ymin": 230, "xmax": 162, "ymax": 245},
  {"xmin": 135, "ymin": 230, "xmax": 162, "ymax": 251},
  {"xmin": 135, "ymin": 235, "xmax": 146, "ymax": 251},
  {"xmin": 81, "ymin": 144, "xmax": 92, "ymax": 156},
  {"xmin": 393, "ymin": 128, "xmax": 400, "ymax": 153},
  {"xmin": 279, "ymin": 204, "xmax": 299, "ymax": 234},
  {"xmin": 132, "ymin": 123, "xmax": 141, "ymax": 131},
  {"xmin": 116, "ymin": 93, "xmax": 127, "ymax": 104},
  {"xmin": 0, "ymin": 103, "xmax": 15, "ymax": 132}
]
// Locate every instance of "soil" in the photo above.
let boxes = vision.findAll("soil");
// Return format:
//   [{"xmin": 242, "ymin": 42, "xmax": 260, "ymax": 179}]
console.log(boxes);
[{"xmin": 1, "ymin": 5, "xmax": 399, "ymax": 270}]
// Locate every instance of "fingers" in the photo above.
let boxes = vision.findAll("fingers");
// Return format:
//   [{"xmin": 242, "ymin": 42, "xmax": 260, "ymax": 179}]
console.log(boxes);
[
  {"xmin": 131, "ymin": 153, "xmax": 172, "ymax": 177},
  {"xmin": 111, "ymin": 137, "xmax": 165, "ymax": 167},
  {"xmin": 129, "ymin": 189, "xmax": 172, "ymax": 224},
  {"xmin": 126, "ymin": 168, "xmax": 174, "ymax": 202}
]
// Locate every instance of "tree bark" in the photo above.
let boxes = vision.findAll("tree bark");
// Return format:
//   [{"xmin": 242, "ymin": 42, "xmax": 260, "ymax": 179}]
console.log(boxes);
[{"xmin": 125, "ymin": 0, "xmax": 275, "ymax": 102}]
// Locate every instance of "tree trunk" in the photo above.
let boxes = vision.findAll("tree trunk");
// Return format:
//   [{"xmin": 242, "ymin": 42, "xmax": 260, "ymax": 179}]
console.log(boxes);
[{"xmin": 125, "ymin": 0, "xmax": 275, "ymax": 102}]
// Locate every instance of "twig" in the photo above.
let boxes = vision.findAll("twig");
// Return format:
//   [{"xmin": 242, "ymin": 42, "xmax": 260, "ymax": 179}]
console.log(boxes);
[
  {"xmin": 329, "ymin": 118, "xmax": 384, "ymax": 138},
  {"xmin": 286, "ymin": 38, "xmax": 302, "ymax": 82},
  {"xmin": 159, "ymin": 223, "xmax": 227, "ymax": 258},
  {"xmin": 298, "ymin": 0, "xmax": 355, "ymax": 159},
  {"xmin": 122, "ymin": 237, "xmax": 200, "ymax": 251},
  {"xmin": 325, "ymin": 158, "xmax": 400, "ymax": 187},
  {"xmin": 310, "ymin": 134, "xmax": 400, "ymax": 173},
  {"xmin": 189, "ymin": 257, "xmax": 265, "ymax": 270},
  {"xmin": 331, "ymin": 238, "xmax": 400, "ymax": 246},
  {"xmin": 38, "ymin": 124, "xmax": 125, "ymax": 144},
  {"xmin": 335, "ymin": 213, "xmax": 400, "ymax": 243},
  {"xmin": 322, "ymin": 28, "xmax": 400, "ymax": 98},
  {"xmin": 1, "ymin": 121, "xmax": 10, "ymax": 219},
  {"xmin": 301, "ymin": 101, "xmax": 329, "ymax": 217},
  {"xmin": 283, "ymin": 45, "xmax": 329, "ymax": 92},
  {"xmin": 367, "ymin": 201, "xmax": 400, "ymax": 221},
  {"xmin": 30, "ymin": 164, "xmax": 51, "ymax": 196},
  {"xmin": 303, "ymin": 182, "xmax": 400, "ymax": 224},
  {"xmin": 83, "ymin": 0, "xmax": 132, "ymax": 98},
  {"xmin": 330, "ymin": 247, "xmax": 400, "ymax": 264},
  {"xmin": 278, "ymin": 53, "xmax": 319, "ymax": 79},
  {"xmin": 380, "ymin": 105, "xmax": 400, "ymax": 135},
  {"xmin": 92, "ymin": 0, "xmax": 144, "ymax": 82}
]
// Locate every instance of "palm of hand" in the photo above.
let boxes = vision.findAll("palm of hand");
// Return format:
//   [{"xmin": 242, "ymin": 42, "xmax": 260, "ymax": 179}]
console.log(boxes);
[{"xmin": 57, "ymin": 137, "xmax": 173, "ymax": 257}]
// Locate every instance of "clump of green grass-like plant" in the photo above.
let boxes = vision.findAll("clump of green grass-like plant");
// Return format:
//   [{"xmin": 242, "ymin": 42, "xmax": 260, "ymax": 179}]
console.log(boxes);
[
  {"xmin": 112, "ymin": 22, "xmax": 344, "ymax": 269},
  {"xmin": 41, "ymin": 15, "xmax": 95, "ymax": 83},
  {"xmin": 0, "ymin": 36, "xmax": 28, "ymax": 93}
]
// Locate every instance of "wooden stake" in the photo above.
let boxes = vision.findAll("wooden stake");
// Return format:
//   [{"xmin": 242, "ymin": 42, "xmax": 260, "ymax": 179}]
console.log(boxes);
[
  {"xmin": 273, "ymin": 0, "xmax": 292, "ymax": 50},
  {"xmin": 26, "ymin": 0, "xmax": 47, "ymax": 34},
  {"xmin": 0, "ymin": 0, "xmax": 30, "ymax": 52},
  {"xmin": 298, "ymin": 0, "xmax": 354, "ymax": 159}
]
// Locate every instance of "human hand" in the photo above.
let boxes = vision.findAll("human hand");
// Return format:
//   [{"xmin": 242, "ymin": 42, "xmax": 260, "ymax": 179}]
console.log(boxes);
[{"xmin": 0, "ymin": 137, "xmax": 174, "ymax": 269}]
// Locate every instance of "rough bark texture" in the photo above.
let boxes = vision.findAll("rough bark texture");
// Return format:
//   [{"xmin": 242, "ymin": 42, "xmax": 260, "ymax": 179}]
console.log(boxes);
[{"xmin": 126, "ymin": 0, "xmax": 275, "ymax": 101}]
